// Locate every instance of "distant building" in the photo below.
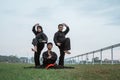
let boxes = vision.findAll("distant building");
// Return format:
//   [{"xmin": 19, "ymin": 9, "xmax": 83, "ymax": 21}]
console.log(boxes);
[
  {"xmin": 20, "ymin": 57, "xmax": 28, "ymax": 63},
  {"xmin": 104, "ymin": 58, "xmax": 120, "ymax": 64}
]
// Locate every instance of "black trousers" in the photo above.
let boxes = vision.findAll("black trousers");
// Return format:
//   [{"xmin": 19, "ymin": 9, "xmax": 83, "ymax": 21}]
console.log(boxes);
[
  {"xmin": 58, "ymin": 38, "xmax": 71, "ymax": 66},
  {"xmin": 34, "ymin": 43, "xmax": 44, "ymax": 66}
]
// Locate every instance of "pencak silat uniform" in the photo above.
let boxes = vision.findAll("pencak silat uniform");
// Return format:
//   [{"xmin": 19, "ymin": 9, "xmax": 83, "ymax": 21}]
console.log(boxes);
[
  {"xmin": 53, "ymin": 26, "xmax": 71, "ymax": 66},
  {"xmin": 32, "ymin": 32, "xmax": 48, "ymax": 46},
  {"xmin": 32, "ymin": 25, "xmax": 48, "ymax": 67},
  {"xmin": 42, "ymin": 51, "xmax": 57, "ymax": 67}
]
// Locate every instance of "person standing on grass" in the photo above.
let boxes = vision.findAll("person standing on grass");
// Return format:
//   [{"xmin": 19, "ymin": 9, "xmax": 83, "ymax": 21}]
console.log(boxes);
[
  {"xmin": 53, "ymin": 23, "xmax": 71, "ymax": 67},
  {"xmin": 32, "ymin": 23, "xmax": 48, "ymax": 68},
  {"xmin": 42, "ymin": 42, "xmax": 57, "ymax": 68}
]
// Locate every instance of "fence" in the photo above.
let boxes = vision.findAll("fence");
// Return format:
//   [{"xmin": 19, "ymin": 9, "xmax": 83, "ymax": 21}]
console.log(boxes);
[{"xmin": 65, "ymin": 43, "xmax": 120, "ymax": 64}]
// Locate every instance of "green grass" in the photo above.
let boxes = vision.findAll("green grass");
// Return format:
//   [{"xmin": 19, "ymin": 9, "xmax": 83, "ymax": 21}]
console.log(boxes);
[{"xmin": 0, "ymin": 62, "xmax": 120, "ymax": 80}]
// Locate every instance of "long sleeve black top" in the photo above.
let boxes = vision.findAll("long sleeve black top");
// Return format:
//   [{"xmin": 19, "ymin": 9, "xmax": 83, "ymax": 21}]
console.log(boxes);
[
  {"xmin": 32, "ymin": 25, "xmax": 48, "ymax": 43},
  {"xmin": 54, "ymin": 26, "xmax": 69, "ymax": 46},
  {"xmin": 42, "ymin": 51, "xmax": 57, "ymax": 62}
]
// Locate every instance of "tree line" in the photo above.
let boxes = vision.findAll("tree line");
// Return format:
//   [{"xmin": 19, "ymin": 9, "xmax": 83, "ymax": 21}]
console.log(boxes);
[{"xmin": 0, "ymin": 55, "xmax": 34, "ymax": 63}]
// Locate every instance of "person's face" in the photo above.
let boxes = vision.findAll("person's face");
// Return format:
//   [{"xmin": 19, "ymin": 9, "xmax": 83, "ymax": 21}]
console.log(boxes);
[
  {"xmin": 37, "ymin": 27, "xmax": 42, "ymax": 32},
  {"xmin": 58, "ymin": 26, "xmax": 63, "ymax": 31},
  {"xmin": 47, "ymin": 44, "xmax": 53, "ymax": 50}
]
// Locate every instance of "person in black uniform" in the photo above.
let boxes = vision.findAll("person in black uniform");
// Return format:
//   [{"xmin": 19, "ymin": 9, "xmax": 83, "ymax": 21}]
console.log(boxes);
[
  {"xmin": 32, "ymin": 23, "xmax": 48, "ymax": 67},
  {"xmin": 53, "ymin": 23, "xmax": 71, "ymax": 66},
  {"xmin": 42, "ymin": 42, "xmax": 57, "ymax": 67}
]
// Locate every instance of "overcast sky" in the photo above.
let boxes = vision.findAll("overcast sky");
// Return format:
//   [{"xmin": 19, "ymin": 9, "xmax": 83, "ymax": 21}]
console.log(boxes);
[{"xmin": 0, "ymin": 0, "xmax": 120, "ymax": 59}]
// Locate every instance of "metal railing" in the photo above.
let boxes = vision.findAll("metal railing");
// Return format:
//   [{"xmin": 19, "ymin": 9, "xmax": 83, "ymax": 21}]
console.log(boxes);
[{"xmin": 65, "ymin": 43, "xmax": 120, "ymax": 64}]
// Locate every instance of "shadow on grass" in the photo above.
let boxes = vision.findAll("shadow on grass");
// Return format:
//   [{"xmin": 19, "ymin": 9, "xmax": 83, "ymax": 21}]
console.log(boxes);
[{"xmin": 24, "ymin": 65, "xmax": 75, "ymax": 69}]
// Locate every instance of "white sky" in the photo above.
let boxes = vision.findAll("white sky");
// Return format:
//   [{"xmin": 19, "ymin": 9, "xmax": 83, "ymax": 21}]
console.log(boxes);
[{"xmin": 0, "ymin": 0, "xmax": 120, "ymax": 59}]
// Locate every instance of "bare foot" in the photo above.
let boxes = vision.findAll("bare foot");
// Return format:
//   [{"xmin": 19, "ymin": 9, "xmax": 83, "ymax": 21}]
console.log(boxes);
[
  {"xmin": 31, "ymin": 48, "xmax": 37, "ymax": 52},
  {"xmin": 64, "ymin": 50, "xmax": 71, "ymax": 54}
]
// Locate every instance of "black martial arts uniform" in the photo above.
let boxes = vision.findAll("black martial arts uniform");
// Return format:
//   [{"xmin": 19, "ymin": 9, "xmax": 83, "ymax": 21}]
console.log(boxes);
[
  {"xmin": 32, "ymin": 25, "xmax": 48, "ymax": 67},
  {"xmin": 42, "ymin": 51, "xmax": 57, "ymax": 67},
  {"xmin": 54, "ymin": 26, "xmax": 71, "ymax": 66}
]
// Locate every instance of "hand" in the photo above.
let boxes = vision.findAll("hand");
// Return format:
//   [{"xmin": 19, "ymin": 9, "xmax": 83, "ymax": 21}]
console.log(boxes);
[
  {"xmin": 47, "ymin": 55, "xmax": 52, "ymax": 59},
  {"xmin": 42, "ymin": 40, "xmax": 46, "ymax": 43},
  {"xmin": 57, "ymin": 43, "xmax": 61, "ymax": 46},
  {"xmin": 62, "ymin": 23, "xmax": 67, "ymax": 26},
  {"xmin": 35, "ymin": 23, "xmax": 39, "ymax": 26}
]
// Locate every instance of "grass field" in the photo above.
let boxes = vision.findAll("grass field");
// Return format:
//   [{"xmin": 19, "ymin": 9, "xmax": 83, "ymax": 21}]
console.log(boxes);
[{"xmin": 0, "ymin": 62, "xmax": 120, "ymax": 80}]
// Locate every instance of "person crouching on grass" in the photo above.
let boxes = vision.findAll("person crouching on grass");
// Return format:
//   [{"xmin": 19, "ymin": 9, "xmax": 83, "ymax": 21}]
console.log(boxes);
[{"xmin": 42, "ymin": 42, "xmax": 57, "ymax": 69}]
